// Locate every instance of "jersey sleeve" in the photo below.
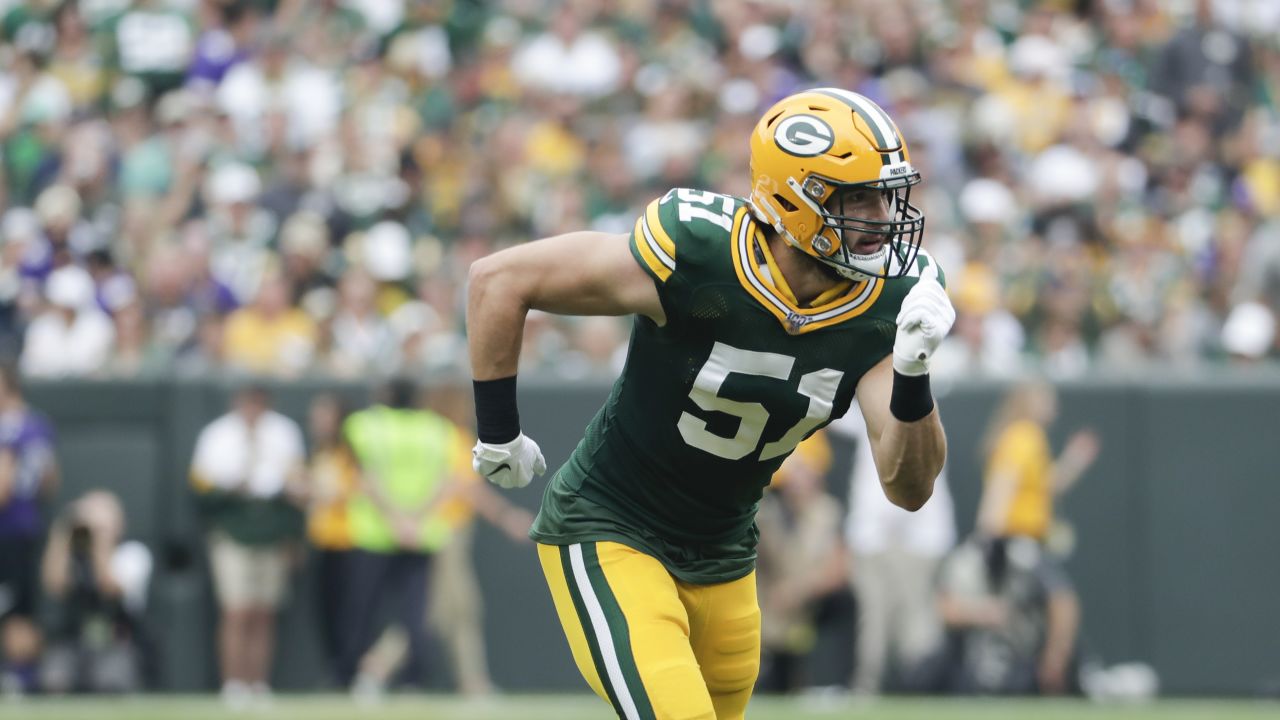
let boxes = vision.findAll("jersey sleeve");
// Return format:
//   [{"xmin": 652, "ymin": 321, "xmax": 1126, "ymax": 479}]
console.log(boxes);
[
  {"xmin": 628, "ymin": 188, "xmax": 740, "ymax": 328},
  {"xmin": 627, "ymin": 192, "xmax": 693, "ymax": 327},
  {"xmin": 628, "ymin": 196, "xmax": 678, "ymax": 285}
]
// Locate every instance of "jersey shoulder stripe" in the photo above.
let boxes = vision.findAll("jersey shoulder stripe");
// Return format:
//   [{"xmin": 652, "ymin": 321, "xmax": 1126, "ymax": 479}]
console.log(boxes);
[
  {"xmin": 630, "ymin": 214, "xmax": 674, "ymax": 283},
  {"xmin": 643, "ymin": 200, "xmax": 677, "ymax": 262},
  {"xmin": 629, "ymin": 198, "xmax": 676, "ymax": 283},
  {"xmin": 628, "ymin": 189, "xmax": 741, "ymax": 285}
]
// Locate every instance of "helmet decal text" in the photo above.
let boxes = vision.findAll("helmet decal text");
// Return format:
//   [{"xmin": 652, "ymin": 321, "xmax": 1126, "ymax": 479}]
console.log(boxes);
[{"xmin": 774, "ymin": 115, "xmax": 835, "ymax": 157}]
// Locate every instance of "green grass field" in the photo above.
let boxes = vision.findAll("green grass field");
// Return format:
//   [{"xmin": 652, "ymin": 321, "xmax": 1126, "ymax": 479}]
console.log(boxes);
[{"xmin": 12, "ymin": 694, "xmax": 1279, "ymax": 720}]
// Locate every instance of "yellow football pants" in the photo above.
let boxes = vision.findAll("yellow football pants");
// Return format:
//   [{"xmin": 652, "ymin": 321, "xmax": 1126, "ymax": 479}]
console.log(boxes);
[{"xmin": 538, "ymin": 541, "xmax": 760, "ymax": 720}]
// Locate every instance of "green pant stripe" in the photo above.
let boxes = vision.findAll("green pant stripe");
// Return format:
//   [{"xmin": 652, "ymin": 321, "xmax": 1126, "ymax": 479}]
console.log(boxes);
[
  {"xmin": 580, "ymin": 543, "xmax": 657, "ymax": 720},
  {"xmin": 559, "ymin": 545, "xmax": 625, "ymax": 717}
]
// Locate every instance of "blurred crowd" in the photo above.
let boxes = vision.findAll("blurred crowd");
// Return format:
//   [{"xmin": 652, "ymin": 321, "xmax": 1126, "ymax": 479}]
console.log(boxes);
[{"xmin": 2, "ymin": 0, "xmax": 1280, "ymax": 383}]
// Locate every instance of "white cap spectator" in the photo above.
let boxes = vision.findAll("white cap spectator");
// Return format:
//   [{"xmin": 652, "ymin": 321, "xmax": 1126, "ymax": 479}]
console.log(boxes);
[
  {"xmin": 206, "ymin": 163, "xmax": 262, "ymax": 207},
  {"xmin": 959, "ymin": 179, "xmax": 1018, "ymax": 227},
  {"xmin": 46, "ymin": 265, "xmax": 95, "ymax": 311},
  {"xmin": 387, "ymin": 21, "xmax": 452, "ymax": 79},
  {"xmin": 1222, "ymin": 301, "xmax": 1276, "ymax": 360},
  {"xmin": 362, "ymin": 221, "xmax": 412, "ymax": 282},
  {"xmin": 17, "ymin": 74, "xmax": 73, "ymax": 126},
  {"xmin": 22, "ymin": 266, "xmax": 115, "ymax": 377},
  {"xmin": 1030, "ymin": 145, "xmax": 1099, "ymax": 205},
  {"xmin": 1009, "ymin": 34, "xmax": 1069, "ymax": 84},
  {"xmin": 738, "ymin": 24, "xmax": 781, "ymax": 60},
  {"xmin": 344, "ymin": 0, "xmax": 405, "ymax": 36}
]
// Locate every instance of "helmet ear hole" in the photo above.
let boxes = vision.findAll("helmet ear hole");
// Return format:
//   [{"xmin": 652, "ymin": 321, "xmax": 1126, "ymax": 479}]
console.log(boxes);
[{"xmin": 773, "ymin": 194, "xmax": 797, "ymax": 212}]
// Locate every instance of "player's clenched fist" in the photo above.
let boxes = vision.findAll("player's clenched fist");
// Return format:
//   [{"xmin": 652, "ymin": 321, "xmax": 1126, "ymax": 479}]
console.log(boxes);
[
  {"xmin": 892, "ymin": 267, "xmax": 955, "ymax": 377},
  {"xmin": 473, "ymin": 433, "xmax": 547, "ymax": 489}
]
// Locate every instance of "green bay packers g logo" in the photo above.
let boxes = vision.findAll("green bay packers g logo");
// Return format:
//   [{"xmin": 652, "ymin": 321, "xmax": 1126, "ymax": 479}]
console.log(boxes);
[{"xmin": 775, "ymin": 114, "xmax": 834, "ymax": 157}]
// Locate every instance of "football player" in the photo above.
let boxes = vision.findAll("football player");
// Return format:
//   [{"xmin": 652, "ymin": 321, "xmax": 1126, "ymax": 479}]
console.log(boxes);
[{"xmin": 467, "ymin": 88, "xmax": 954, "ymax": 719}]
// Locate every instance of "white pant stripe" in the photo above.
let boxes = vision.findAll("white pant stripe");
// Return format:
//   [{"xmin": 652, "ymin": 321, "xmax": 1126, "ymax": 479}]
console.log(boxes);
[{"xmin": 569, "ymin": 543, "xmax": 640, "ymax": 720}]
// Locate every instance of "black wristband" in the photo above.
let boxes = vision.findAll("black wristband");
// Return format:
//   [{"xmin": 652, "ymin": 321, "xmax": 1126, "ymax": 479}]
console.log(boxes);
[
  {"xmin": 890, "ymin": 370, "xmax": 934, "ymax": 423},
  {"xmin": 473, "ymin": 376, "xmax": 521, "ymax": 444}
]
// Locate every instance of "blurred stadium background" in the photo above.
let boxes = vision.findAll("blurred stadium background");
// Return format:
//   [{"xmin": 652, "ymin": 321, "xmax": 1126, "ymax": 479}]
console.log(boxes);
[{"xmin": 1, "ymin": 0, "xmax": 1279, "ymax": 718}]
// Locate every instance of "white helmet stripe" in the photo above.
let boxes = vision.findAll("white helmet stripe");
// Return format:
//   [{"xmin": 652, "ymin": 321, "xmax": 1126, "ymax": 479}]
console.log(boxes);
[{"xmin": 814, "ymin": 87, "xmax": 900, "ymax": 151}]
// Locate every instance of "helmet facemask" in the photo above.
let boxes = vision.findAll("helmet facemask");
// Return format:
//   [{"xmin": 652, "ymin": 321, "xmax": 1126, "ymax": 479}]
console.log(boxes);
[{"xmin": 788, "ymin": 174, "xmax": 925, "ymax": 281}]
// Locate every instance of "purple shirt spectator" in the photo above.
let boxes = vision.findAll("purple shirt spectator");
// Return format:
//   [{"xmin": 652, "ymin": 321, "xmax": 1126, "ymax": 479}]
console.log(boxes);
[
  {"xmin": 191, "ymin": 277, "xmax": 240, "ymax": 317},
  {"xmin": 187, "ymin": 29, "xmax": 251, "ymax": 89},
  {"xmin": 0, "ymin": 409, "xmax": 56, "ymax": 539}
]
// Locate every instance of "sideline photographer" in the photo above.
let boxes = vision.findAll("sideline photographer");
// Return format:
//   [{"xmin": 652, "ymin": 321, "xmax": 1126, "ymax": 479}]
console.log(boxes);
[{"xmin": 40, "ymin": 491, "xmax": 152, "ymax": 693}]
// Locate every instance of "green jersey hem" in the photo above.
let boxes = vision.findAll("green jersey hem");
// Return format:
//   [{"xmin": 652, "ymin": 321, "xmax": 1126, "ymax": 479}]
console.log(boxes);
[{"xmin": 529, "ymin": 528, "xmax": 756, "ymax": 586}]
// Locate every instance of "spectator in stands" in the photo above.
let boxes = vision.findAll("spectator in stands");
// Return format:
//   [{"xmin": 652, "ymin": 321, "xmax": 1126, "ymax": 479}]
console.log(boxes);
[
  {"xmin": 978, "ymin": 381, "xmax": 1100, "ymax": 543},
  {"xmin": 222, "ymin": 271, "xmax": 317, "ymax": 378},
  {"xmin": 300, "ymin": 392, "xmax": 359, "ymax": 685},
  {"xmin": 756, "ymin": 431, "xmax": 850, "ymax": 693},
  {"xmin": 338, "ymin": 377, "xmax": 473, "ymax": 692},
  {"xmin": 190, "ymin": 385, "xmax": 305, "ymax": 708},
  {"xmin": 175, "ymin": 314, "xmax": 227, "ymax": 378},
  {"xmin": 20, "ymin": 264, "xmax": 114, "ymax": 378},
  {"xmin": 325, "ymin": 270, "xmax": 398, "ymax": 378},
  {"xmin": 0, "ymin": 364, "xmax": 59, "ymax": 696},
  {"xmin": 40, "ymin": 490, "xmax": 153, "ymax": 693},
  {"xmin": 277, "ymin": 211, "xmax": 335, "ymax": 309},
  {"xmin": 28, "ymin": 184, "xmax": 95, "ymax": 278},
  {"xmin": 107, "ymin": 0, "xmax": 195, "ymax": 97},
  {"xmin": 204, "ymin": 162, "xmax": 276, "ymax": 306},
  {"xmin": 512, "ymin": 3, "xmax": 622, "ymax": 98},
  {"xmin": 937, "ymin": 534, "xmax": 1081, "ymax": 695},
  {"xmin": 932, "ymin": 260, "xmax": 1026, "ymax": 379},
  {"xmin": 830, "ymin": 402, "xmax": 957, "ymax": 695}
]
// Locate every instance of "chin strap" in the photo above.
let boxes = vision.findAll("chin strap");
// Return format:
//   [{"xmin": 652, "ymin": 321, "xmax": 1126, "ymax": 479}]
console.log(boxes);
[{"xmin": 749, "ymin": 192, "xmax": 803, "ymax": 250}]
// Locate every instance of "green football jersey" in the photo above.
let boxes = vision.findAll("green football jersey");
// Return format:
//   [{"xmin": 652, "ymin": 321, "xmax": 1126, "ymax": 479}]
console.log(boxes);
[{"xmin": 529, "ymin": 188, "xmax": 945, "ymax": 584}]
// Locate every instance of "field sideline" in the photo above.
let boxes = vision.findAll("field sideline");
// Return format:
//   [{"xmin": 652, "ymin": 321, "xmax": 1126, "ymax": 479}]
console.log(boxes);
[{"xmin": 12, "ymin": 694, "xmax": 1278, "ymax": 720}]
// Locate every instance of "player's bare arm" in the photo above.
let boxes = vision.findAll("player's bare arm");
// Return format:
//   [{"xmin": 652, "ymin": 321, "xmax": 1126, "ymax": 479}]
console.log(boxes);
[
  {"xmin": 853, "ymin": 258, "xmax": 954, "ymax": 511},
  {"xmin": 467, "ymin": 231, "xmax": 664, "ymax": 381},
  {"xmin": 467, "ymin": 231, "xmax": 664, "ymax": 489},
  {"xmin": 856, "ymin": 354, "xmax": 947, "ymax": 511}
]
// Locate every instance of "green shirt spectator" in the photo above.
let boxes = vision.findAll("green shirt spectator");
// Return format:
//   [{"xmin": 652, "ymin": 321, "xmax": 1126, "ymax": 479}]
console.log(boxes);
[
  {"xmin": 189, "ymin": 387, "xmax": 305, "ymax": 546},
  {"xmin": 343, "ymin": 401, "xmax": 470, "ymax": 553}
]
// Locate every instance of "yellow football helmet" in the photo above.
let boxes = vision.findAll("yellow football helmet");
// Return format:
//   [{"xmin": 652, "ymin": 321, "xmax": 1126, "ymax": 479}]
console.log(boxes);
[{"xmin": 749, "ymin": 87, "xmax": 925, "ymax": 280}]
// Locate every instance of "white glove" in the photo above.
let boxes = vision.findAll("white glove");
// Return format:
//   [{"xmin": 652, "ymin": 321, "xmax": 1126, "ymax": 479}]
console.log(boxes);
[
  {"xmin": 892, "ymin": 267, "xmax": 956, "ymax": 376},
  {"xmin": 472, "ymin": 433, "xmax": 547, "ymax": 489}
]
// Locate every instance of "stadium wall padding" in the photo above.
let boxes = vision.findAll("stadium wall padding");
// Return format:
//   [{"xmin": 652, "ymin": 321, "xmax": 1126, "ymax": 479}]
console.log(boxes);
[{"xmin": 23, "ymin": 376, "xmax": 1280, "ymax": 696}]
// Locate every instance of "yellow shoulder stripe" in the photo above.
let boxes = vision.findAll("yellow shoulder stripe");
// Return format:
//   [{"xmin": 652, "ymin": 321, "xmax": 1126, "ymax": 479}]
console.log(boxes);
[
  {"xmin": 632, "ymin": 216, "xmax": 673, "ymax": 282},
  {"xmin": 644, "ymin": 200, "xmax": 677, "ymax": 258}
]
